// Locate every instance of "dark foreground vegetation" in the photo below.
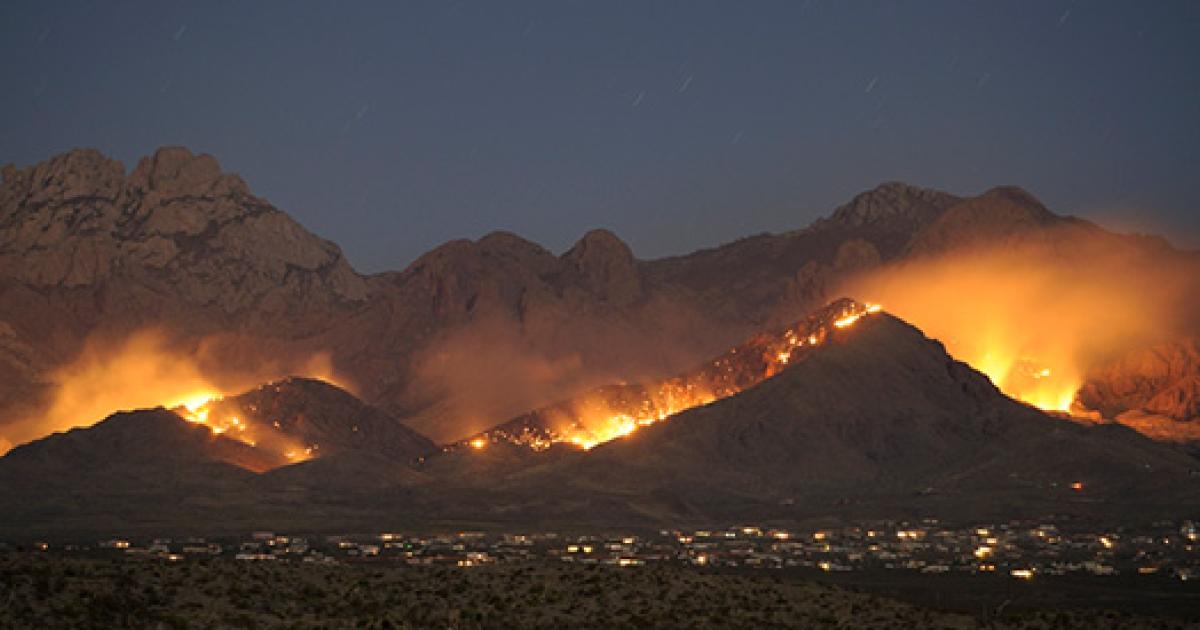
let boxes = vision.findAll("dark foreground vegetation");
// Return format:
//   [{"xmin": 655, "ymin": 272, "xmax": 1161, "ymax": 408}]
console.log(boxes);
[{"xmin": 0, "ymin": 553, "xmax": 1193, "ymax": 629}]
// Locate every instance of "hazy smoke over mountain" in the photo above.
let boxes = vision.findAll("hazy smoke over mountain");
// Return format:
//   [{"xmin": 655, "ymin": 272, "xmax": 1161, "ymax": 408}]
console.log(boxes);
[
  {"xmin": 402, "ymin": 317, "xmax": 596, "ymax": 442},
  {"xmin": 841, "ymin": 228, "xmax": 1200, "ymax": 412},
  {"xmin": 1, "ymin": 328, "xmax": 345, "ymax": 454}
]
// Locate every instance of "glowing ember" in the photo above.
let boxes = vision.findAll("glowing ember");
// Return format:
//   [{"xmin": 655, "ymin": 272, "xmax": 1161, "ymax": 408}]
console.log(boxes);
[
  {"xmin": 834, "ymin": 313, "xmax": 863, "ymax": 328},
  {"xmin": 169, "ymin": 392, "xmax": 220, "ymax": 428},
  {"xmin": 167, "ymin": 390, "xmax": 318, "ymax": 465}
]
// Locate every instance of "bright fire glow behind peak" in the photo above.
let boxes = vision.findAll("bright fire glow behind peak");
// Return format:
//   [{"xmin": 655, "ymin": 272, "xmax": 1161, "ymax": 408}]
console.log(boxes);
[
  {"xmin": 841, "ymin": 241, "xmax": 1193, "ymax": 416},
  {"xmin": 3, "ymin": 328, "xmax": 348, "ymax": 460}
]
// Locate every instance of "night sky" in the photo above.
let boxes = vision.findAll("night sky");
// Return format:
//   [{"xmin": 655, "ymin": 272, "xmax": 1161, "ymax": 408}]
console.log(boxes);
[{"xmin": 1, "ymin": 1, "xmax": 1197, "ymax": 272}]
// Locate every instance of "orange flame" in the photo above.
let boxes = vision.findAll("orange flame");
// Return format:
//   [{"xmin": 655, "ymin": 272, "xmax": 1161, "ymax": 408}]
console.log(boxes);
[
  {"xmin": 459, "ymin": 300, "xmax": 881, "ymax": 452},
  {"xmin": 170, "ymin": 393, "xmax": 316, "ymax": 464},
  {"xmin": 4, "ymin": 328, "xmax": 347, "ymax": 456},
  {"xmin": 558, "ymin": 302, "xmax": 883, "ymax": 448}
]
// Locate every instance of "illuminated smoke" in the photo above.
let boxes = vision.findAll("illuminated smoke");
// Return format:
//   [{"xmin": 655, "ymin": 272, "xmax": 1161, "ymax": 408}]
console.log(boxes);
[
  {"xmin": 841, "ymin": 231, "xmax": 1199, "ymax": 414},
  {"xmin": 2, "ymin": 328, "xmax": 347, "ymax": 453}
]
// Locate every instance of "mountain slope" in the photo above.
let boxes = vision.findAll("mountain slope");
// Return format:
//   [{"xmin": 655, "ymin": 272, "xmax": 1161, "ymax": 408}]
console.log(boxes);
[
  {"xmin": 2, "ymin": 306, "xmax": 1197, "ymax": 537},
  {"xmin": 2, "ymin": 146, "xmax": 1198, "ymax": 451},
  {"xmin": 0, "ymin": 379, "xmax": 439, "ymax": 538},
  {"xmin": 0, "ymin": 147, "xmax": 373, "ymax": 446},
  {"xmin": 432, "ymin": 299, "xmax": 877, "ymax": 462},
  {"xmin": 210, "ymin": 377, "xmax": 438, "ymax": 462},
  {"xmin": 0, "ymin": 409, "xmax": 264, "ymax": 536},
  {"xmin": 459, "ymin": 312, "xmax": 1200, "ymax": 525}
]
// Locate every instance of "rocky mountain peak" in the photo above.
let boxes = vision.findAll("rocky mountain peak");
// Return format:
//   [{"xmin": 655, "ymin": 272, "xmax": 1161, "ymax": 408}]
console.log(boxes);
[
  {"xmin": 825, "ymin": 182, "xmax": 960, "ymax": 229},
  {"xmin": 1079, "ymin": 339, "xmax": 1200, "ymax": 423},
  {"xmin": 477, "ymin": 230, "xmax": 542, "ymax": 251},
  {"xmin": 563, "ymin": 229, "xmax": 642, "ymax": 304},
  {"xmin": 905, "ymin": 185, "xmax": 1063, "ymax": 255},
  {"xmin": 566, "ymin": 228, "xmax": 629, "ymax": 256},
  {"xmin": 128, "ymin": 146, "xmax": 249, "ymax": 201},
  {"xmin": 0, "ymin": 148, "xmax": 125, "ymax": 215},
  {"xmin": 0, "ymin": 146, "xmax": 367, "ymax": 307},
  {"xmin": 976, "ymin": 185, "xmax": 1051, "ymax": 214},
  {"xmin": 477, "ymin": 230, "xmax": 559, "ymax": 272}
]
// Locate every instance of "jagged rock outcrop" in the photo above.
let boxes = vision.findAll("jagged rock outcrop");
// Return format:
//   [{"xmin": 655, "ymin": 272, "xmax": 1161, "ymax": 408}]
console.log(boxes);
[
  {"xmin": 1079, "ymin": 339, "xmax": 1200, "ymax": 424},
  {"xmin": 1, "ymin": 147, "xmax": 1197, "ymax": 453},
  {"xmin": 355, "ymin": 228, "xmax": 720, "ymax": 441},
  {"xmin": 562, "ymin": 229, "xmax": 643, "ymax": 305},
  {"xmin": 904, "ymin": 186, "xmax": 1063, "ymax": 256},
  {"xmin": 393, "ymin": 231, "xmax": 560, "ymax": 322},
  {"xmin": 0, "ymin": 146, "xmax": 367, "ymax": 309},
  {"xmin": 819, "ymin": 181, "xmax": 960, "ymax": 231}
]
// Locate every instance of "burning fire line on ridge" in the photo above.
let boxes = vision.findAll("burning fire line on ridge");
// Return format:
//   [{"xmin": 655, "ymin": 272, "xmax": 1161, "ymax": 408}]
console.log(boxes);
[
  {"xmin": 448, "ymin": 299, "xmax": 885, "ymax": 454},
  {"xmin": 169, "ymin": 392, "xmax": 317, "ymax": 464}
]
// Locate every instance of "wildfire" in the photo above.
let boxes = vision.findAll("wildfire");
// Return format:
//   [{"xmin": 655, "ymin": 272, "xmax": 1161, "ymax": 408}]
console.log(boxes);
[
  {"xmin": 168, "ymin": 392, "xmax": 316, "ymax": 464},
  {"xmin": 2, "ymin": 327, "xmax": 349, "ymax": 462},
  {"xmin": 171, "ymin": 393, "xmax": 227, "ymax": 433},
  {"xmin": 455, "ymin": 299, "xmax": 883, "ymax": 452},
  {"xmin": 833, "ymin": 313, "xmax": 863, "ymax": 328},
  {"xmin": 970, "ymin": 352, "xmax": 1078, "ymax": 413},
  {"xmin": 171, "ymin": 391, "xmax": 220, "ymax": 426},
  {"xmin": 839, "ymin": 243, "xmax": 1176, "ymax": 416}
]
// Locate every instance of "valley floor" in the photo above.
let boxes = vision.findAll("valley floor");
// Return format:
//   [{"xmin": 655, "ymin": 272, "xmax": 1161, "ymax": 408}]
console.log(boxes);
[{"xmin": 0, "ymin": 554, "xmax": 1194, "ymax": 629}]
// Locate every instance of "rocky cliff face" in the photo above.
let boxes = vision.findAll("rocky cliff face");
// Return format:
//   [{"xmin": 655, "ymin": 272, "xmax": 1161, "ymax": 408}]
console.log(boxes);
[
  {"xmin": 1079, "ymin": 340, "xmax": 1200, "ymax": 425},
  {"xmin": 903, "ymin": 186, "xmax": 1061, "ymax": 256},
  {"xmin": 562, "ymin": 229, "xmax": 643, "ymax": 306},
  {"xmin": 335, "ymin": 228, "xmax": 728, "ymax": 441},
  {"xmin": 0, "ymin": 147, "xmax": 376, "ymax": 447},
  {"xmin": 0, "ymin": 147, "xmax": 367, "ymax": 311},
  {"xmin": 2, "ymin": 146, "xmax": 1198, "ymax": 451},
  {"xmin": 813, "ymin": 181, "xmax": 961, "ymax": 239}
]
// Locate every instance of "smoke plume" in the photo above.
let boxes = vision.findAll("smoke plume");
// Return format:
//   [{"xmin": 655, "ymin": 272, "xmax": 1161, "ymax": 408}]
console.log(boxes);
[
  {"xmin": 1, "ymin": 328, "xmax": 346, "ymax": 454},
  {"xmin": 840, "ymin": 228, "xmax": 1200, "ymax": 412}
]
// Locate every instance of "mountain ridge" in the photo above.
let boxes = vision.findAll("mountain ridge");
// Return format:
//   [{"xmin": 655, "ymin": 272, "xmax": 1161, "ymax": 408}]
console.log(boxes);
[
  {"xmin": 5, "ymin": 302, "xmax": 1195, "ymax": 538},
  {"xmin": 2, "ymin": 146, "xmax": 1198, "ymax": 450}
]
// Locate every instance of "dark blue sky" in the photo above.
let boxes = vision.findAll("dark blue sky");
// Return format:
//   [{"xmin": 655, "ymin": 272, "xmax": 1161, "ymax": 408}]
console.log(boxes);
[{"xmin": 2, "ymin": 1, "xmax": 1197, "ymax": 271}]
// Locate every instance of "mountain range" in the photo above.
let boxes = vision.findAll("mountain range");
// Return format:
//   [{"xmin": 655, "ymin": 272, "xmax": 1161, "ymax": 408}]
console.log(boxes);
[
  {"xmin": 1, "ymin": 146, "xmax": 1198, "ymax": 537},
  {"xmin": 1, "ymin": 299, "xmax": 1195, "ymax": 539}
]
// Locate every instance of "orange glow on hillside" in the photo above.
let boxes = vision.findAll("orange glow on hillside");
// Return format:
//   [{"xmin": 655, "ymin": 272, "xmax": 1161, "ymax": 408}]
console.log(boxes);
[
  {"xmin": 4, "ymin": 328, "xmax": 348, "ymax": 456},
  {"xmin": 844, "ymin": 241, "xmax": 1193, "ymax": 415},
  {"xmin": 453, "ymin": 300, "xmax": 882, "ymax": 452},
  {"xmin": 170, "ymin": 392, "xmax": 318, "ymax": 464}
]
